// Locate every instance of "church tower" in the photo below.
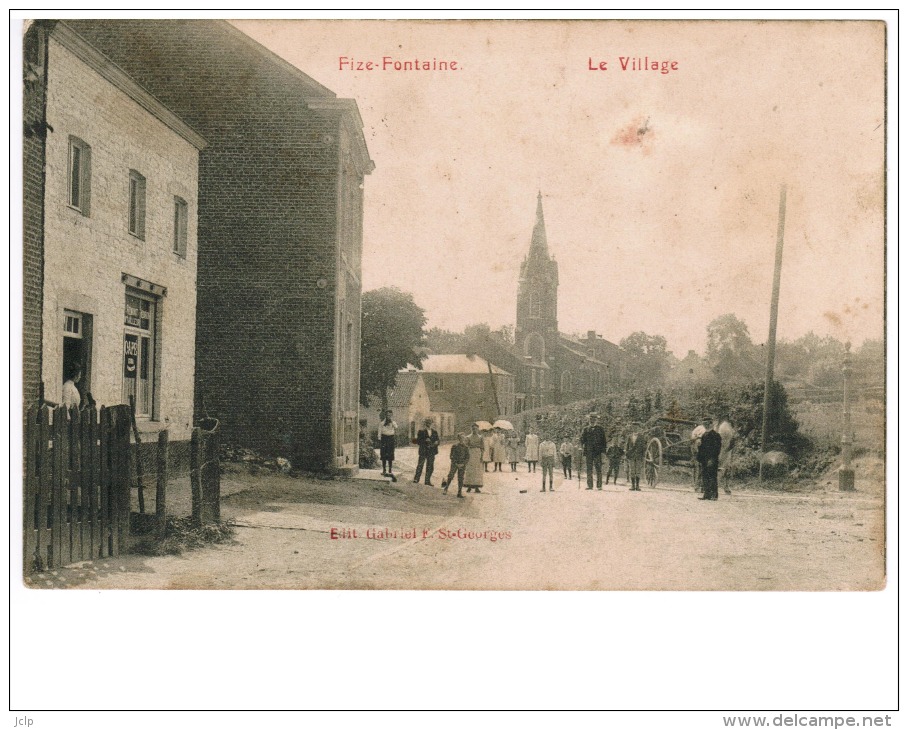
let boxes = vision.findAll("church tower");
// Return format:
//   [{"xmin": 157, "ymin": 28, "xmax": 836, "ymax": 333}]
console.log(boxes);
[{"xmin": 515, "ymin": 192, "xmax": 559, "ymax": 364}]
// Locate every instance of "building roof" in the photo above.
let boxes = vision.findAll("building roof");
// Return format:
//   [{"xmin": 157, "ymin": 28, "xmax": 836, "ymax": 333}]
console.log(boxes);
[
  {"xmin": 415, "ymin": 354, "xmax": 512, "ymax": 376},
  {"xmin": 385, "ymin": 371, "xmax": 421, "ymax": 409}
]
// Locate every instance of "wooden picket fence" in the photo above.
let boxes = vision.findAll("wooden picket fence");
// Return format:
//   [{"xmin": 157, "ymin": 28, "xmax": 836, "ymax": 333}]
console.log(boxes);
[{"xmin": 24, "ymin": 404, "xmax": 132, "ymax": 573}]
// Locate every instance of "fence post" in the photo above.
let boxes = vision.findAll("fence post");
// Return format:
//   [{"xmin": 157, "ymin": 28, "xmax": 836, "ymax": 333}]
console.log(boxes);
[
  {"xmin": 116, "ymin": 406, "xmax": 131, "ymax": 552},
  {"xmin": 35, "ymin": 406, "xmax": 50, "ymax": 571},
  {"xmin": 99, "ymin": 407, "xmax": 110, "ymax": 558},
  {"xmin": 200, "ymin": 427, "xmax": 221, "ymax": 524},
  {"xmin": 156, "ymin": 430, "xmax": 168, "ymax": 539},
  {"xmin": 190, "ymin": 427, "xmax": 202, "ymax": 527},
  {"xmin": 24, "ymin": 406, "xmax": 38, "ymax": 574}
]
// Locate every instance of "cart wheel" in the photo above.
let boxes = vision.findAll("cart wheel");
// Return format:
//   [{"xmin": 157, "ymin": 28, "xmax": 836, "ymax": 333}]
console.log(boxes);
[{"xmin": 645, "ymin": 438, "xmax": 662, "ymax": 487}]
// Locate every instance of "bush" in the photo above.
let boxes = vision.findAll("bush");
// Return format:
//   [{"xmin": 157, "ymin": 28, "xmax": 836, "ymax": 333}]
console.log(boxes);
[{"xmin": 516, "ymin": 380, "xmax": 814, "ymax": 466}]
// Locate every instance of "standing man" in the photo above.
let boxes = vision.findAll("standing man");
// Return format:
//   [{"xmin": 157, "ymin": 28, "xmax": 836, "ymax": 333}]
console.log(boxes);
[
  {"xmin": 413, "ymin": 417, "xmax": 440, "ymax": 486},
  {"xmin": 690, "ymin": 421, "xmax": 707, "ymax": 492},
  {"xmin": 625, "ymin": 422, "xmax": 647, "ymax": 491},
  {"xmin": 698, "ymin": 417, "xmax": 723, "ymax": 500},
  {"xmin": 580, "ymin": 413, "xmax": 607, "ymax": 490},
  {"xmin": 539, "ymin": 436, "xmax": 557, "ymax": 492}
]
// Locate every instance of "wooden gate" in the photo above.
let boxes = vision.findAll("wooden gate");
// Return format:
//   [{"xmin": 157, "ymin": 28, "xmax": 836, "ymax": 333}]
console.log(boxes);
[{"xmin": 24, "ymin": 404, "xmax": 132, "ymax": 573}]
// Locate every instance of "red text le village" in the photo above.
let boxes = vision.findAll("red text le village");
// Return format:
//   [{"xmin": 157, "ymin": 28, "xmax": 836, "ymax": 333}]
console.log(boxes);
[{"xmin": 589, "ymin": 57, "xmax": 680, "ymax": 75}]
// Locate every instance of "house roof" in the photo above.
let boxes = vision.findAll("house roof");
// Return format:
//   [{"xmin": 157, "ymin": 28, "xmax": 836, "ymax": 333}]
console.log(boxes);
[
  {"xmin": 414, "ymin": 354, "xmax": 512, "ymax": 376},
  {"xmin": 385, "ymin": 371, "xmax": 421, "ymax": 408}
]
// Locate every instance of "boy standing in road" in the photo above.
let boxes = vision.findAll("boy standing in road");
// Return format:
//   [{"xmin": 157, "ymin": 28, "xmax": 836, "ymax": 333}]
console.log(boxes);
[
  {"xmin": 539, "ymin": 437, "xmax": 557, "ymax": 492},
  {"xmin": 441, "ymin": 433, "xmax": 471, "ymax": 498}
]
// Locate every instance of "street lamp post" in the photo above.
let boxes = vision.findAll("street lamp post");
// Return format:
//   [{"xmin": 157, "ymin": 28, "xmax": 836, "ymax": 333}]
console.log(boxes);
[{"xmin": 838, "ymin": 342, "xmax": 855, "ymax": 491}]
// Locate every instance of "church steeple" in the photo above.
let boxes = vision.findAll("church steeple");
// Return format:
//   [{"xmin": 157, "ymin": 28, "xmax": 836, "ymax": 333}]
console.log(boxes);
[
  {"xmin": 516, "ymin": 192, "xmax": 559, "ymax": 353},
  {"xmin": 528, "ymin": 190, "xmax": 549, "ymax": 260}
]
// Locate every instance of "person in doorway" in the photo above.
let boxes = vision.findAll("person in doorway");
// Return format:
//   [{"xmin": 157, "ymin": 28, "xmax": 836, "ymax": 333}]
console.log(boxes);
[
  {"xmin": 580, "ymin": 413, "xmax": 607, "ymax": 490},
  {"xmin": 625, "ymin": 422, "xmax": 647, "ymax": 491},
  {"xmin": 62, "ymin": 366, "xmax": 83, "ymax": 410},
  {"xmin": 539, "ymin": 437, "xmax": 557, "ymax": 492},
  {"xmin": 524, "ymin": 428, "xmax": 540, "ymax": 473},
  {"xmin": 441, "ymin": 433, "xmax": 471, "ymax": 498},
  {"xmin": 413, "ymin": 417, "xmax": 441, "ymax": 486},
  {"xmin": 463, "ymin": 423, "xmax": 486, "ymax": 493},
  {"xmin": 698, "ymin": 418, "xmax": 723, "ymax": 501},
  {"xmin": 559, "ymin": 438, "xmax": 573, "ymax": 479},
  {"xmin": 379, "ymin": 409, "xmax": 398, "ymax": 481}
]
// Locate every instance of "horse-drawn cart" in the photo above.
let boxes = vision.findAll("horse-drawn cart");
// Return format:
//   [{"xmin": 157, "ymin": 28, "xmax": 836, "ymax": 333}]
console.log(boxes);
[{"xmin": 641, "ymin": 416, "xmax": 699, "ymax": 487}]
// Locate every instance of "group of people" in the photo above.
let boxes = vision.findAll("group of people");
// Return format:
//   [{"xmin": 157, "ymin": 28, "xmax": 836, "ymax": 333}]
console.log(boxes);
[{"xmin": 376, "ymin": 409, "xmax": 733, "ymax": 501}]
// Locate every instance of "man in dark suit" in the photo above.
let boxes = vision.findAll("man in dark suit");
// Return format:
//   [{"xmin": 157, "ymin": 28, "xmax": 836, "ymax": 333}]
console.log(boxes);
[
  {"xmin": 697, "ymin": 418, "xmax": 723, "ymax": 500},
  {"xmin": 580, "ymin": 413, "xmax": 607, "ymax": 490},
  {"xmin": 413, "ymin": 417, "xmax": 441, "ymax": 486}
]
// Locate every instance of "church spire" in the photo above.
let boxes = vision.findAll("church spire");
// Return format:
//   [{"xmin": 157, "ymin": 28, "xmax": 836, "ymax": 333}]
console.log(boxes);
[{"xmin": 528, "ymin": 190, "xmax": 549, "ymax": 260}]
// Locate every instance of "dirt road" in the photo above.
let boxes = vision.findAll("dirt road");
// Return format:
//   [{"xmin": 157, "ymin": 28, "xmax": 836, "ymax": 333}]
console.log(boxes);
[{"xmin": 29, "ymin": 449, "xmax": 885, "ymax": 591}]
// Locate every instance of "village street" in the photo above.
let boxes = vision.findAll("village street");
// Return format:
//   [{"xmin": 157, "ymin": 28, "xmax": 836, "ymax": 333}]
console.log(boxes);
[{"xmin": 28, "ymin": 447, "xmax": 885, "ymax": 591}]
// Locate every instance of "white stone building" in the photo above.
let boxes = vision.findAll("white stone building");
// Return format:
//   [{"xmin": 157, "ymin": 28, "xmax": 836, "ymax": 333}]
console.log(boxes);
[{"xmin": 29, "ymin": 22, "xmax": 206, "ymax": 440}]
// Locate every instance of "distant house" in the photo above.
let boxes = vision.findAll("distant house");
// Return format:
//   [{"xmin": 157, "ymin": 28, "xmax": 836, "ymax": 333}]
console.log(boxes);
[
  {"xmin": 415, "ymin": 354, "xmax": 515, "ymax": 433},
  {"xmin": 364, "ymin": 370, "xmax": 456, "ymax": 444}
]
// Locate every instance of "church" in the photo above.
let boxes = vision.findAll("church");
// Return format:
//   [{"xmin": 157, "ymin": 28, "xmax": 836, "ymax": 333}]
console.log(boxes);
[{"xmin": 467, "ymin": 193, "xmax": 624, "ymax": 412}]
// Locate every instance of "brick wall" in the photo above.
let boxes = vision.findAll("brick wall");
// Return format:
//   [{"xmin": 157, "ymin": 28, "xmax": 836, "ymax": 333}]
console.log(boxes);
[
  {"xmin": 22, "ymin": 24, "xmax": 48, "ymax": 409},
  {"xmin": 65, "ymin": 21, "xmax": 371, "ymax": 471},
  {"xmin": 41, "ymin": 36, "xmax": 200, "ymax": 440}
]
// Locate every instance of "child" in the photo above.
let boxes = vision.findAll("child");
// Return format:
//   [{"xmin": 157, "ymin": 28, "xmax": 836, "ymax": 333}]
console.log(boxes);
[
  {"xmin": 539, "ymin": 437, "xmax": 557, "ymax": 492},
  {"xmin": 441, "ymin": 434, "xmax": 470, "ymax": 498},
  {"xmin": 559, "ymin": 439, "xmax": 573, "ymax": 479},
  {"xmin": 605, "ymin": 438, "xmax": 624, "ymax": 485}
]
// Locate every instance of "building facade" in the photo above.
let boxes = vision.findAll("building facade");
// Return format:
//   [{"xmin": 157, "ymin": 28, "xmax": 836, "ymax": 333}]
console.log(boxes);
[
  {"xmin": 64, "ymin": 20, "xmax": 374, "ymax": 471},
  {"xmin": 23, "ymin": 21, "xmax": 205, "ymax": 440},
  {"xmin": 416, "ymin": 355, "xmax": 515, "ymax": 433}
]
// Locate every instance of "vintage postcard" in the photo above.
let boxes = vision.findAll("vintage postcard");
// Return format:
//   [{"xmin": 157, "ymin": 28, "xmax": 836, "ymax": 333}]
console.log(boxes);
[{"xmin": 18, "ymin": 18, "xmax": 886, "ymax": 596}]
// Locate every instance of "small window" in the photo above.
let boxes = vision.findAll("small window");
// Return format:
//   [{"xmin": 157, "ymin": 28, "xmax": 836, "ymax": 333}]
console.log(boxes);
[
  {"xmin": 433, "ymin": 376, "xmax": 444, "ymax": 391},
  {"xmin": 68, "ymin": 137, "xmax": 91, "ymax": 215},
  {"xmin": 128, "ymin": 171, "xmax": 147, "ymax": 239},
  {"xmin": 173, "ymin": 197, "xmax": 188, "ymax": 257},
  {"xmin": 64, "ymin": 311, "xmax": 82, "ymax": 337},
  {"xmin": 473, "ymin": 379, "xmax": 484, "ymax": 393}
]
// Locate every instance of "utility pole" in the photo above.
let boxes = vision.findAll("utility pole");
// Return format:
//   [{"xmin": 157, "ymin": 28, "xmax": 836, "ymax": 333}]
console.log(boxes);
[
  {"xmin": 760, "ymin": 185, "xmax": 787, "ymax": 481},
  {"xmin": 839, "ymin": 343, "xmax": 855, "ymax": 491}
]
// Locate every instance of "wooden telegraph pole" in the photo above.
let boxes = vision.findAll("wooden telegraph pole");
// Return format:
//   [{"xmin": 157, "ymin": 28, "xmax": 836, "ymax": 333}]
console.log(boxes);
[{"xmin": 760, "ymin": 185, "xmax": 787, "ymax": 481}]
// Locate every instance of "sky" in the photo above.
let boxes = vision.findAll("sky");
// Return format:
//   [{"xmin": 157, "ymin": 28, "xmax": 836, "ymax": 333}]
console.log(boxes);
[{"xmin": 236, "ymin": 20, "xmax": 884, "ymax": 356}]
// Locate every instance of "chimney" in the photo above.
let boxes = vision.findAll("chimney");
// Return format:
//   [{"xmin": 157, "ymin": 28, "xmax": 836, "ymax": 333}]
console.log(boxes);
[{"xmin": 587, "ymin": 330, "xmax": 596, "ymax": 342}]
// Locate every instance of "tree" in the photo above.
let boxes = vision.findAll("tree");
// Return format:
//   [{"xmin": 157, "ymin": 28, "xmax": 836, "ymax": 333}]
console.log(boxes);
[
  {"xmin": 619, "ymin": 331, "xmax": 670, "ymax": 385},
  {"xmin": 360, "ymin": 288, "xmax": 427, "ymax": 409},
  {"xmin": 705, "ymin": 313, "xmax": 762, "ymax": 379},
  {"xmin": 706, "ymin": 313, "xmax": 754, "ymax": 362}
]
